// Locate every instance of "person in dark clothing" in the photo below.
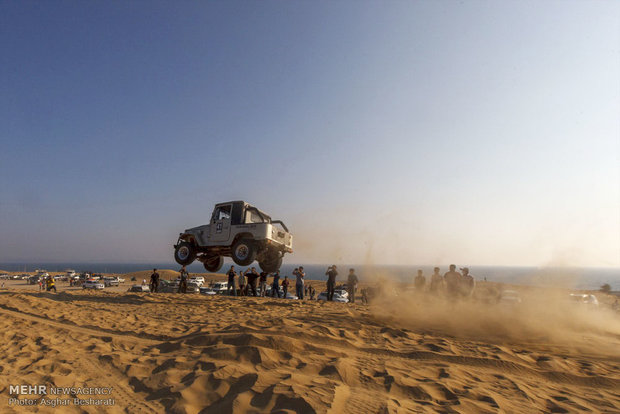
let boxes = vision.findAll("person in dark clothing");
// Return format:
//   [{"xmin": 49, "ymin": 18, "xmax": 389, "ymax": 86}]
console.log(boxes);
[
  {"xmin": 271, "ymin": 271, "xmax": 281, "ymax": 298},
  {"xmin": 245, "ymin": 267, "xmax": 259, "ymax": 297},
  {"xmin": 347, "ymin": 268, "xmax": 358, "ymax": 303},
  {"xmin": 326, "ymin": 265, "xmax": 338, "ymax": 301},
  {"xmin": 227, "ymin": 266, "xmax": 237, "ymax": 296},
  {"xmin": 178, "ymin": 266, "xmax": 189, "ymax": 293},
  {"xmin": 282, "ymin": 276, "xmax": 290, "ymax": 297},
  {"xmin": 150, "ymin": 268, "xmax": 160, "ymax": 293}
]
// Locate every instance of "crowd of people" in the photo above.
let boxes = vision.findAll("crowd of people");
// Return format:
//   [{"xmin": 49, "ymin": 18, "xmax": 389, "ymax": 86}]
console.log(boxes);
[
  {"xmin": 159, "ymin": 263, "xmax": 477, "ymax": 303},
  {"xmin": 413, "ymin": 264, "xmax": 476, "ymax": 298}
]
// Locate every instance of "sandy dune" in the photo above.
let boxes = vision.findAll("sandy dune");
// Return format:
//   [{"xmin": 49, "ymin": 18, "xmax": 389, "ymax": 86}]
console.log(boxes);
[{"xmin": 0, "ymin": 279, "xmax": 619, "ymax": 413}]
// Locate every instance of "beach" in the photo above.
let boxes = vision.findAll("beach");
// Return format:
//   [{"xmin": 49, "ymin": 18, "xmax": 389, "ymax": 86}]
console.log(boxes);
[{"xmin": 0, "ymin": 273, "xmax": 619, "ymax": 413}]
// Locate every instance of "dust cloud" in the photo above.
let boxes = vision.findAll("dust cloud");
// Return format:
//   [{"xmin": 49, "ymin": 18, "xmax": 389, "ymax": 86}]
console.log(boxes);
[{"xmin": 367, "ymin": 282, "xmax": 620, "ymax": 356}]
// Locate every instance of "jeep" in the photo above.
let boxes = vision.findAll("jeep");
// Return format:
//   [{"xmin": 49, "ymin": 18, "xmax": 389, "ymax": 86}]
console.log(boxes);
[{"xmin": 173, "ymin": 201, "xmax": 293, "ymax": 273}]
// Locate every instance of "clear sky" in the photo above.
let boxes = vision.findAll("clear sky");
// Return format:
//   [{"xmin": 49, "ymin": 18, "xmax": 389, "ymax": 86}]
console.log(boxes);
[{"xmin": 1, "ymin": 1, "xmax": 619, "ymax": 267}]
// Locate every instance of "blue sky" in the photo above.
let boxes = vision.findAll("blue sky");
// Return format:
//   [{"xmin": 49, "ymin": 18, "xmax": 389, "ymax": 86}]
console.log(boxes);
[{"xmin": 1, "ymin": 1, "xmax": 619, "ymax": 266}]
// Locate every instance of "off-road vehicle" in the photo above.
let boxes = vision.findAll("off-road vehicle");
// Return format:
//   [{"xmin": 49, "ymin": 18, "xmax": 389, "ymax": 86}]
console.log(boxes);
[{"xmin": 173, "ymin": 201, "xmax": 293, "ymax": 273}]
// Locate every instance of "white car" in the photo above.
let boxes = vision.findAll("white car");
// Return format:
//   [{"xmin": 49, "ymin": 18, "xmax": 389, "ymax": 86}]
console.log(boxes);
[
  {"xmin": 189, "ymin": 277, "xmax": 205, "ymax": 286},
  {"xmin": 103, "ymin": 277, "xmax": 120, "ymax": 287},
  {"xmin": 498, "ymin": 290, "xmax": 522, "ymax": 304},
  {"xmin": 212, "ymin": 281, "xmax": 229, "ymax": 294},
  {"xmin": 199, "ymin": 287, "xmax": 217, "ymax": 295},
  {"xmin": 129, "ymin": 284, "xmax": 150, "ymax": 292},
  {"xmin": 83, "ymin": 280, "xmax": 105, "ymax": 290},
  {"xmin": 569, "ymin": 294, "xmax": 599, "ymax": 307},
  {"xmin": 317, "ymin": 291, "xmax": 348, "ymax": 303}
]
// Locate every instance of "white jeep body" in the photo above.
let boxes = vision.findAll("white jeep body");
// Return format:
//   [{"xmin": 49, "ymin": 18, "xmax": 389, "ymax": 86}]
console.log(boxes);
[{"xmin": 173, "ymin": 201, "xmax": 293, "ymax": 273}]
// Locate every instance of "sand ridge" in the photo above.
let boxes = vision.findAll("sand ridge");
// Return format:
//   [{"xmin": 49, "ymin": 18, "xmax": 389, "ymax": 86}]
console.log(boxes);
[{"xmin": 0, "ymin": 284, "xmax": 619, "ymax": 413}]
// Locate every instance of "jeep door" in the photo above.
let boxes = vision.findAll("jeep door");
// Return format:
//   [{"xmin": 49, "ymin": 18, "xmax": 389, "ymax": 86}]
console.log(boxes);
[{"xmin": 209, "ymin": 203, "xmax": 232, "ymax": 243}]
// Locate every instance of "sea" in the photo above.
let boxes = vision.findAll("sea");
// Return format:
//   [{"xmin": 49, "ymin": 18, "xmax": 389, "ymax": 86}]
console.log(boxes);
[{"xmin": 1, "ymin": 262, "xmax": 619, "ymax": 291}]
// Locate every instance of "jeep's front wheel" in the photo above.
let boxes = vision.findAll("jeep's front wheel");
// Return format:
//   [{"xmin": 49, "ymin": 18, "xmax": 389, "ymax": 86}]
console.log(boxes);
[
  {"xmin": 174, "ymin": 242, "xmax": 196, "ymax": 265},
  {"xmin": 203, "ymin": 255, "xmax": 224, "ymax": 273},
  {"xmin": 231, "ymin": 239, "xmax": 257, "ymax": 266}
]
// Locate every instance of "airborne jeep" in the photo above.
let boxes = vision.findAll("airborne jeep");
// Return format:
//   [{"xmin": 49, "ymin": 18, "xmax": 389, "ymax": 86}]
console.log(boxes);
[{"xmin": 173, "ymin": 201, "xmax": 293, "ymax": 273}]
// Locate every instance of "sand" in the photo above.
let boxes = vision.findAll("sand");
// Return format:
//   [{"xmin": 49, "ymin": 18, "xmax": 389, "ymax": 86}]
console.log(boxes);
[{"xmin": 0, "ymin": 274, "xmax": 619, "ymax": 413}]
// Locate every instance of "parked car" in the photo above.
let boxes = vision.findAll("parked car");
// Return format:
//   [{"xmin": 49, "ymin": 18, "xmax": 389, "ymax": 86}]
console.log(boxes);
[
  {"xmin": 317, "ymin": 291, "xmax": 348, "ymax": 303},
  {"xmin": 103, "ymin": 277, "xmax": 120, "ymax": 287},
  {"xmin": 28, "ymin": 275, "xmax": 42, "ymax": 285},
  {"xmin": 498, "ymin": 290, "xmax": 522, "ymax": 304},
  {"xmin": 199, "ymin": 286, "xmax": 217, "ymax": 295},
  {"xmin": 186, "ymin": 281, "xmax": 200, "ymax": 294},
  {"xmin": 189, "ymin": 276, "xmax": 205, "ymax": 287},
  {"xmin": 569, "ymin": 294, "xmax": 599, "ymax": 307},
  {"xmin": 212, "ymin": 281, "xmax": 229, "ymax": 295},
  {"xmin": 129, "ymin": 284, "xmax": 149, "ymax": 292},
  {"xmin": 0, "ymin": 274, "xmax": 10, "ymax": 280},
  {"xmin": 83, "ymin": 280, "xmax": 105, "ymax": 290}
]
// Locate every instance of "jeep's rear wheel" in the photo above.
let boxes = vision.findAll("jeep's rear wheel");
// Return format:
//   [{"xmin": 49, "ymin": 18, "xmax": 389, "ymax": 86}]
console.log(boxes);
[
  {"xmin": 174, "ymin": 242, "xmax": 196, "ymax": 265},
  {"xmin": 203, "ymin": 255, "xmax": 224, "ymax": 272},
  {"xmin": 231, "ymin": 239, "xmax": 257, "ymax": 266},
  {"xmin": 259, "ymin": 250, "xmax": 283, "ymax": 273}
]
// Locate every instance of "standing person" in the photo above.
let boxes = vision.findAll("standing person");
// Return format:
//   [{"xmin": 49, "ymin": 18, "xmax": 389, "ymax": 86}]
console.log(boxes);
[
  {"xmin": 227, "ymin": 266, "xmax": 237, "ymax": 296},
  {"xmin": 443, "ymin": 264, "xmax": 462, "ymax": 298},
  {"xmin": 46, "ymin": 276, "xmax": 56, "ymax": 292},
  {"xmin": 293, "ymin": 267, "xmax": 305, "ymax": 300},
  {"xmin": 429, "ymin": 267, "xmax": 443, "ymax": 294},
  {"xmin": 460, "ymin": 267, "xmax": 475, "ymax": 298},
  {"xmin": 414, "ymin": 270, "xmax": 426, "ymax": 291},
  {"xmin": 259, "ymin": 270, "xmax": 268, "ymax": 297},
  {"xmin": 178, "ymin": 265, "xmax": 190, "ymax": 293},
  {"xmin": 282, "ymin": 276, "xmax": 290, "ymax": 298},
  {"xmin": 326, "ymin": 265, "xmax": 338, "ymax": 301},
  {"xmin": 237, "ymin": 269, "xmax": 246, "ymax": 296},
  {"xmin": 347, "ymin": 268, "xmax": 359, "ymax": 303},
  {"xmin": 38, "ymin": 279, "xmax": 43, "ymax": 291},
  {"xmin": 245, "ymin": 267, "xmax": 259, "ymax": 297},
  {"xmin": 271, "ymin": 271, "xmax": 281, "ymax": 298},
  {"xmin": 309, "ymin": 285, "xmax": 316, "ymax": 300},
  {"xmin": 150, "ymin": 268, "xmax": 160, "ymax": 293}
]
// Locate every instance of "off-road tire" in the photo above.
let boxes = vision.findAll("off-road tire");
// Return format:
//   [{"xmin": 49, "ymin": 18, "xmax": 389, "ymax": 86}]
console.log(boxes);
[
  {"xmin": 174, "ymin": 241, "xmax": 197, "ymax": 265},
  {"xmin": 259, "ymin": 250, "xmax": 283, "ymax": 273},
  {"xmin": 203, "ymin": 255, "xmax": 224, "ymax": 273},
  {"xmin": 231, "ymin": 239, "xmax": 257, "ymax": 266}
]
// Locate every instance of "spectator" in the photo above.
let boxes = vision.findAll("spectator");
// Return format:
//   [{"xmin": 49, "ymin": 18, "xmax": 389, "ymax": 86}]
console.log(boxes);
[
  {"xmin": 414, "ymin": 269, "xmax": 426, "ymax": 291},
  {"xmin": 293, "ymin": 267, "xmax": 305, "ymax": 300},
  {"xmin": 282, "ymin": 276, "xmax": 290, "ymax": 298},
  {"xmin": 429, "ymin": 267, "xmax": 443, "ymax": 294},
  {"xmin": 326, "ymin": 265, "xmax": 338, "ymax": 301},
  {"xmin": 460, "ymin": 267, "xmax": 475, "ymax": 298},
  {"xmin": 150, "ymin": 268, "xmax": 160, "ymax": 293},
  {"xmin": 259, "ymin": 270, "xmax": 268, "ymax": 297},
  {"xmin": 227, "ymin": 266, "xmax": 237, "ymax": 296},
  {"xmin": 271, "ymin": 271, "xmax": 281, "ymax": 298},
  {"xmin": 347, "ymin": 268, "xmax": 359, "ymax": 303},
  {"xmin": 443, "ymin": 264, "xmax": 462, "ymax": 298},
  {"xmin": 178, "ymin": 265, "xmax": 190, "ymax": 293},
  {"xmin": 246, "ymin": 267, "xmax": 259, "ymax": 297},
  {"xmin": 238, "ymin": 269, "xmax": 246, "ymax": 296}
]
